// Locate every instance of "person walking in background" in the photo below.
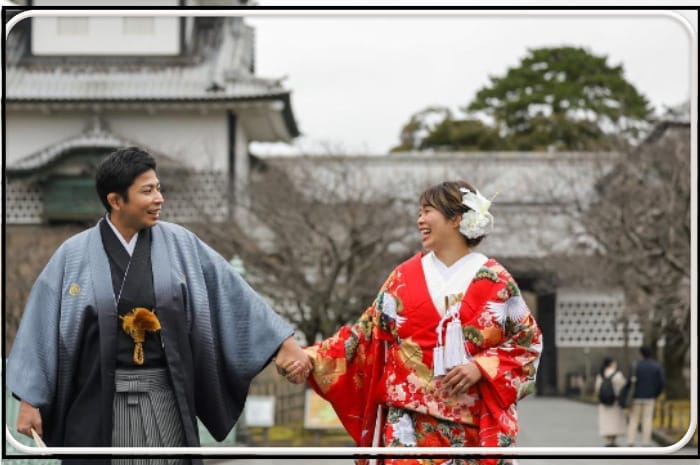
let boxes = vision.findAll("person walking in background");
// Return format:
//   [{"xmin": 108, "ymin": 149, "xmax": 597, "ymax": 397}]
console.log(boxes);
[
  {"xmin": 7, "ymin": 147, "xmax": 311, "ymax": 465},
  {"xmin": 594, "ymin": 357, "xmax": 627, "ymax": 446},
  {"xmin": 283, "ymin": 180, "xmax": 543, "ymax": 465},
  {"xmin": 626, "ymin": 345, "xmax": 665, "ymax": 446}
]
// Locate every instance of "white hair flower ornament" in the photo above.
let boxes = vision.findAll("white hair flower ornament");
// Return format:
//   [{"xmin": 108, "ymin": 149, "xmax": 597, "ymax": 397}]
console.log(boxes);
[{"xmin": 459, "ymin": 187, "xmax": 497, "ymax": 239}]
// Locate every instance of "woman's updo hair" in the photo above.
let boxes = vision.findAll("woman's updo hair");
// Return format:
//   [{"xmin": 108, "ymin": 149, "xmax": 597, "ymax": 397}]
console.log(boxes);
[{"xmin": 419, "ymin": 180, "xmax": 486, "ymax": 248}]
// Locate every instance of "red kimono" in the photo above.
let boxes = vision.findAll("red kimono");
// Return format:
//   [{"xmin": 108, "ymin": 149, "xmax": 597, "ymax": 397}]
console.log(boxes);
[{"xmin": 307, "ymin": 252, "xmax": 542, "ymax": 465}]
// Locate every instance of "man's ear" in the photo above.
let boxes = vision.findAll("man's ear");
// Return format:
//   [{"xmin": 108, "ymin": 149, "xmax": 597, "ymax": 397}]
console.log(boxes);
[{"xmin": 107, "ymin": 192, "xmax": 122, "ymax": 211}]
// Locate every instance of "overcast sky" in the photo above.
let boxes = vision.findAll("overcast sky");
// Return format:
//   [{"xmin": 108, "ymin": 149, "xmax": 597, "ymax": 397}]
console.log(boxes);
[{"xmin": 245, "ymin": 8, "xmax": 696, "ymax": 155}]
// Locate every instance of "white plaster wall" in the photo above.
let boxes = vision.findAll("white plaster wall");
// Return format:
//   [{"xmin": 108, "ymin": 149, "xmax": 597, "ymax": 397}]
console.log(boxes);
[
  {"xmin": 5, "ymin": 112, "xmax": 87, "ymax": 164},
  {"xmin": 234, "ymin": 120, "xmax": 249, "ymax": 190},
  {"xmin": 30, "ymin": 1, "xmax": 180, "ymax": 56},
  {"xmin": 109, "ymin": 111, "xmax": 229, "ymax": 171},
  {"xmin": 6, "ymin": 109, "xmax": 231, "ymax": 172},
  {"xmin": 31, "ymin": 16, "xmax": 180, "ymax": 56}
]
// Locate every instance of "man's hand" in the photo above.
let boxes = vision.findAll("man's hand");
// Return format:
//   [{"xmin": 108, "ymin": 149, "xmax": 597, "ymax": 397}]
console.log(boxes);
[
  {"xmin": 274, "ymin": 336, "xmax": 312, "ymax": 384},
  {"xmin": 17, "ymin": 400, "xmax": 42, "ymax": 438},
  {"xmin": 441, "ymin": 362, "xmax": 483, "ymax": 396}
]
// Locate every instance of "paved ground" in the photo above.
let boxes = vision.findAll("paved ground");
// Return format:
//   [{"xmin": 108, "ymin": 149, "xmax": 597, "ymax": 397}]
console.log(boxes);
[
  {"xmin": 206, "ymin": 396, "xmax": 698, "ymax": 465},
  {"xmin": 515, "ymin": 396, "xmax": 697, "ymax": 465},
  {"xmin": 3, "ymin": 395, "xmax": 695, "ymax": 464}
]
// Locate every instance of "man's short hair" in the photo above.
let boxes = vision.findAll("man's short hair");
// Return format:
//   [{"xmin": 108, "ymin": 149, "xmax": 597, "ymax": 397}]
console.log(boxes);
[
  {"xmin": 640, "ymin": 346, "xmax": 652, "ymax": 358},
  {"xmin": 96, "ymin": 147, "xmax": 157, "ymax": 212}
]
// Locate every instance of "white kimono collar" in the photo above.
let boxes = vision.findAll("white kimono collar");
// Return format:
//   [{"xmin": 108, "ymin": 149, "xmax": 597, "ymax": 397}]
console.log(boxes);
[
  {"xmin": 105, "ymin": 214, "xmax": 138, "ymax": 256},
  {"xmin": 421, "ymin": 251, "xmax": 489, "ymax": 316}
]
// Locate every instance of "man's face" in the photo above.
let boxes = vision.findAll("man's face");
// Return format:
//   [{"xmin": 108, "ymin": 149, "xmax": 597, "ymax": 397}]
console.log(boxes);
[{"xmin": 116, "ymin": 169, "xmax": 164, "ymax": 232}]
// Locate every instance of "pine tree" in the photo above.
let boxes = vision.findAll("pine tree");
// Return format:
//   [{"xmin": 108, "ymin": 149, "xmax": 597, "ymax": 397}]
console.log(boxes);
[{"xmin": 467, "ymin": 46, "xmax": 652, "ymax": 150}]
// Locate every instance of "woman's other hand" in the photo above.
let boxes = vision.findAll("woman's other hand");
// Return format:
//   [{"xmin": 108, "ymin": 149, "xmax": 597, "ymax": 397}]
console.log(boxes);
[{"xmin": 442, "ymin": 362, "xmax": 482, "ymax": 396}]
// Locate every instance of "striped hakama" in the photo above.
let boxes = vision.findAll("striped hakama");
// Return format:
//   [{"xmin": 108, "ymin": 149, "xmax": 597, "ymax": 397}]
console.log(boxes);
[{"xmin": 112, "ymin": 368, "xmax": 188, "ymax": 465}]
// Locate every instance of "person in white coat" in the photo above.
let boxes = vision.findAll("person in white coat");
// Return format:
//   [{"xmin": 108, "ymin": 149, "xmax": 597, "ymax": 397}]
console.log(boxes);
[{"xmin": 594, "ymin": 357, "xmax": 627, "ymax": 446}]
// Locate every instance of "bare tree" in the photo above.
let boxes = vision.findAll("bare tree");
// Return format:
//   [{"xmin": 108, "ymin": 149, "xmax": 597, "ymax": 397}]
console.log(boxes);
[
  {"xmin": 188, "ymin": 157, "xmax": 418, "ymax": 345},
  {"xmin": 586, "ymin": 123, "xmax": 690, "ymax": 396},
  {"xmin": 543, "ymin": 123, "xmax": 691, "ymax": 397},
  {"xmin": 5, "ymin": 224, "xmax": 86, "ymax": 352}
]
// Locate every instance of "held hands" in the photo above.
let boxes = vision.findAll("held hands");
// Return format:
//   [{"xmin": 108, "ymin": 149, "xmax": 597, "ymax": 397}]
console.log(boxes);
[
  {"xmin": 273, "ymin": 336, "xmax": 313, "ymax": 384},
  {"xmin": 441, "ymin": 362, "xmax": 482, "ymax": 396},
  {"xmin": 17, "ymin": 400, "xmax": 42, "ymax": 438},
  {"xmin": 278, "ymin": 359, "xmax": 312, "ymax": 384}
]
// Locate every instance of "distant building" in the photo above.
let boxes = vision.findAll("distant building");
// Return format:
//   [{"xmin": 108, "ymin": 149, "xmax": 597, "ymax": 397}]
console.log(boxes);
[{"xmin": 5, "ymin": 3, "xmax": 299, "ymax": 224}]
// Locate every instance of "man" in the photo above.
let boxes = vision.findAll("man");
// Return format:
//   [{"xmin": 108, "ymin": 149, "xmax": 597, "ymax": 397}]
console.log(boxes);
[
  {"xmin": 626, "ymin": 345, "xmax": 665, "ymax": 446},
  {"xmin": 6, "ymin": 147, "xmax": 311, "ymax": 464}
]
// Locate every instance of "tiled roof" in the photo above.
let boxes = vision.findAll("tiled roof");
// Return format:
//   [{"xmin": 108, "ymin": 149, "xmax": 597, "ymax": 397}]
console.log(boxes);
[
  {"xmin": 6, "ymin": 65, "xmax": 289, "ymax": 101},
  {"xmin": 251, "ymin": 152, "xmax": 621, "ymax": 259},
  {"xmin": 6, "ymin": 17, "xmax": 300, "ymax": 138},
  {"xmin": 255, "ymin": 151, "xmax": 620, "ymax": 205},
  {"xmin": 6, "ymin": 17, "xmax": 287, "ymax": 102}
]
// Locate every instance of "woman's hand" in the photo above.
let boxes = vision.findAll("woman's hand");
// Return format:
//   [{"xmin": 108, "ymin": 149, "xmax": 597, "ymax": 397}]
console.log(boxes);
[
  {"xmin": 441, "ymin": 362, "xmax": 482, "ymax": 396},
  {"xmin": 278, "ymin": 358, "xmax": 312, "ymax": 384},
  {"xmin": 274, "ymin": 337, "xmax": 312, "ymax": 384}
]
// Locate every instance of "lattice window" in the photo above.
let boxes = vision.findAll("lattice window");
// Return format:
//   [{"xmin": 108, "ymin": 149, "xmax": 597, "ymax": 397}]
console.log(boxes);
[
  {"xmin": 161, "ymin": 171, "xmax": 229, "ymax": 223},
  {"xmin": 555, "ymin": 291, "xmax": 643, "ymax": 347},
  {"xmin": 4, "ymin": 180, "xmax": 43, "ymax": 224},
  {"xmin": 5, "ymin": 172, "xmax": 229, "ymax": 225}
]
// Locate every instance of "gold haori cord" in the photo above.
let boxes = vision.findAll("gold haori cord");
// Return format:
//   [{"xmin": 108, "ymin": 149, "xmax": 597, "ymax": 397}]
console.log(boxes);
[{"xmin": 120, "ymin": 307, "xmax": 162, "ymax": 365}]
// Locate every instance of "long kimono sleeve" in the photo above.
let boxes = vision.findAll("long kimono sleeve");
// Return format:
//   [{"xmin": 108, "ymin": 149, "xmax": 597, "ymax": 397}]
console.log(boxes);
[
  {"xmin": 195, "ymin": 237, "xmax": 294, "ymax": 377},
  {"xmin": 305, "ymin": 280, "xmax": 395, "ymax": 446},
  {"xmin": 6, "ymin": 247, "xmax": 64, "ymax": 409},
  {"xmin": 180, "ymin": 232, "xmax": 295, "ymax": 439},
  {"xmin": 471, "ymin": 273, "xmax": 542, "ymax": 410}
]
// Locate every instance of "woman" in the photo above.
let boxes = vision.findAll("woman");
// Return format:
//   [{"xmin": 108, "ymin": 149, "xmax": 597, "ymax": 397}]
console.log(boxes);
[
  {"xmin": 595, "ymin": 357, "xmax": 627, "ymax": 446},
  {"xmin": 284, "ymin": 181, "xmax": 542, "ymax": 465}
]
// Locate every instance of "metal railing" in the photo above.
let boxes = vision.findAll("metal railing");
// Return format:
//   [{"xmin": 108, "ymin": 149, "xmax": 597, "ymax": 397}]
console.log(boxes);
[
  {"xmin": 653, "ymin": 397, "xmax": 697, "ymax": 446},
  {"xmin": 3, "ymin": 390, "xmax": 59, "ymax": 465}
]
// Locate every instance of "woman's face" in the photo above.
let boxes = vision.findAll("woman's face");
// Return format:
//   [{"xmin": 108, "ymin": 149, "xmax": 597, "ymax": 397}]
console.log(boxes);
[{"xmin": 417, "ymin": 204, "xmax": 460, "ymax": 251}]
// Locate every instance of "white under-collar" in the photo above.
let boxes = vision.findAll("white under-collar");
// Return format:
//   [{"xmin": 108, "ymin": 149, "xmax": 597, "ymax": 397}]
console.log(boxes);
[
  {"xmin": 105, "ymin": 214, "xmax": 138, "ymax": 256},
  {"xmin": 422, "ymin": 251, "xmax": 489, "ymax": 316},
  {"xmin": 429, "ymin": 251, "xmax": 474, "ymax": 282}
]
